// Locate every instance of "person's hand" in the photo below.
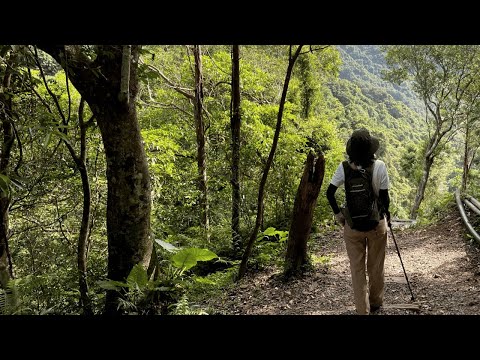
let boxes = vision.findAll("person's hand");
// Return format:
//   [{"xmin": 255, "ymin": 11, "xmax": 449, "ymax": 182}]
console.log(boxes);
[{"xmin": 335, "ymin": 212, "xmax": 345, "ymax": 226}]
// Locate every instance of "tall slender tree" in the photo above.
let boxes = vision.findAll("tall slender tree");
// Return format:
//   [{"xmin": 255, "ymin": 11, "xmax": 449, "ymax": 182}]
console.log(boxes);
[
  {"xmin": 238, "ymin": 45, "xmax": 303, "ymax": 280},
  {"xmin": 383, "ymin": 45, "xmax": 480, "ymax": 218},
  {"xmin": 192, "ymin": 45, "xmax": 210, "ymax": 241},
  {"xmin": 230, "ymin": 45, "xmax": 241, "ymax": 255},
  {"xmin": 144, "ymin": 46, "xmax": 210, "ymax": 240}
]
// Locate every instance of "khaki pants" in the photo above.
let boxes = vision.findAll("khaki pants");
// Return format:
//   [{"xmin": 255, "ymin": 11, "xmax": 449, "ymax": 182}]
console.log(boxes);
[{"xmin": 344, "ymin": 219, "xmax": 387, "ymax": 314}]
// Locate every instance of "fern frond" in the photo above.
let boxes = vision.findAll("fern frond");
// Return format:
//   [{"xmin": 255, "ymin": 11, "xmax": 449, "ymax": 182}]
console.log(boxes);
[{"xmin": 0, "ymin": 279, "xmax": 20, "ymax": 315}]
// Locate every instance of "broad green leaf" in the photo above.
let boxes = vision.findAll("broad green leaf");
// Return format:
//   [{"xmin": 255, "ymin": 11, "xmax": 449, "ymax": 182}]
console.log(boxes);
[
  {"xmin": 263, "ymin": 227, "xmax": 277, "ymax": 236},
  {"xmin": 172, "ymin": 248, "xmax": 217, "ymax": 271},
  {"xmin": 277, "ymin": 231, "xmax": 289, "ymax": 242},
  {"xmin": 126, "ymin": 264, "xmax": 148, "ymax": 288},
  {"xmin": 155, "ymin": 238, "xmax": 178, "ymax": 252},
  {"xmin": 97, "ymin": 280, "xmax": 128, "ymax": 291},
  {"xmin": 257, "ymin": 227, "xmax": 288, "ymax": 242}
]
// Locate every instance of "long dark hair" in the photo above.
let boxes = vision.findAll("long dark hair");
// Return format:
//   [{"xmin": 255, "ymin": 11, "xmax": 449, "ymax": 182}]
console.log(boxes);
[
  {"xmin": 347, "ymin": 133, "xmax": 377, "ymax": 168},
  {"xmin": 349, "ymin": 153, "xmax": 375, "ymax": 168}
]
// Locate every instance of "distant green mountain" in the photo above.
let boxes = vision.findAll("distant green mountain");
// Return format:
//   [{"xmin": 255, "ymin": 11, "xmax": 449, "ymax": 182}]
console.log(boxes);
[
  {"xmin": 327, "ymin": 45, "xmax": 428, "ymax": 217},
  {"xmin": 328, "ymin": 45, "xmax": 426, "ymax": 142},
  {"xmin": 336, "ymin": 45, "xmax": 424, "ymax": 115}
]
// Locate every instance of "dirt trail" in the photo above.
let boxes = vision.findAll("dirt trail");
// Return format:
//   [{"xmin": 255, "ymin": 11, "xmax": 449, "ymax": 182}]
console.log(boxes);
[{"xmin": 204, "ymin": 206, "xmax": 480, "ymax": 315}]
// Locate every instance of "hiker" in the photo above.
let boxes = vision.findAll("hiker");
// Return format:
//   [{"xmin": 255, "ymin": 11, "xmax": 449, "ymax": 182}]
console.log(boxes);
[{"xmin": 326, "ymin": 128, "xmax": 391, "ymax": 315}]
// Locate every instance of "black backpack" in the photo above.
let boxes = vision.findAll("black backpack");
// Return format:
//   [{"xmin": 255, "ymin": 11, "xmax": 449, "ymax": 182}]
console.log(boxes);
[{"xmin": 343, "ymin": 161, "xmax": 380, "ymax": 231}]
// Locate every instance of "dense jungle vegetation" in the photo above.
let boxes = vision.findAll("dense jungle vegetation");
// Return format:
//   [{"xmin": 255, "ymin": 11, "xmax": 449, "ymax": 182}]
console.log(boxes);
[{"xmin": 1, "ymin": 45, "xmax": 479, "ymax": 315}]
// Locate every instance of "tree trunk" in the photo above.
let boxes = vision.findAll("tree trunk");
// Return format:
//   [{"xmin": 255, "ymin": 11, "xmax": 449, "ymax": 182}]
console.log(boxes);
[
  {"xmin": 284, "ymin": 152, "xmax": 325, "ymax": 276},
  {"xmin": 97, "ymin": 98, "xmax": 152, "ymax": 314},
  {"xmin": 39, "ymin": 45, "xmax": 153, "ymax": 314},
  {"xmin": 192, "ymin": 45, "xmax": 210, "ymax": 241},
  {"xmin": 0, "ymin": 48, "xmax": 17, "ymax": 288},
  {"xmin": 231, "ymin": 45, "xmax": 241, "ymax": 256},
  {"xmin": 68, "ymin": 99, "xmax": 93, "ymax": 316},
  {"xmin": 238, "ymin": 45, "xmax": 304, "ymax": 280},
  {"xmin": 76, "ymin": 161, "xmax": 92, "ymax": 315},
  {"xmin": 410, "ymin": 154, "xmax": 434, "ymax": 219},
  {"xmin": 461, "ymin": 124, "xmax": 470, "ymax": 193}
]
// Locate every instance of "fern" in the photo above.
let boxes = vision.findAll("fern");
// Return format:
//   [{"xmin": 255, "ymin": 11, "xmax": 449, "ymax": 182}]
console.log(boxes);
[
  {"xmin": 170, "ymin": 294, "xmax": 208, "ymax": 315},
  {"xmin": 0, "ymin": 280, "xmax": 19, "ymax": 315},
  {"xmin": 0, "ymin": 289, "xmax": 5, "ymax": 314}
]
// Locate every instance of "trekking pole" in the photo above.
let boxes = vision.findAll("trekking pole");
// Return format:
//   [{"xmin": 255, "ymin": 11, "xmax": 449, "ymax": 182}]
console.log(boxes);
[{"xmin": 388, "ymin": 219, "xmax": 415, "ymax": 301}]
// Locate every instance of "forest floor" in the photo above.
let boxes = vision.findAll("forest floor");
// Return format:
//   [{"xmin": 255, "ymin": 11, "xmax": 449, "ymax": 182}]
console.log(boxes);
[{"xmin": 202, "ymin": 205, "xmax": 480, "ymax": 315}]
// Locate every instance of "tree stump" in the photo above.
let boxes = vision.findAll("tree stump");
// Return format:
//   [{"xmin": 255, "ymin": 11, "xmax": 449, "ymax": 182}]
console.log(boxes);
[{"xmin": 284, "ymin": 151, "xmax": 325, "ymax": 276}]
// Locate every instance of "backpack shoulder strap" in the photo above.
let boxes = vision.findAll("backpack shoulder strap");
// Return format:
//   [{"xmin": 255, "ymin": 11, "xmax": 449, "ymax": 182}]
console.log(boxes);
[{"xmin": 342, "ymin": 161, "xmax": 352, "ymax": 185}]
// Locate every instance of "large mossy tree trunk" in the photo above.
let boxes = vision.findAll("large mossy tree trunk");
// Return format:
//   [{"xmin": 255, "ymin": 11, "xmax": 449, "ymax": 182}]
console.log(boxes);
[
  {"xmin": 0, "ymin": 47, "xmax": 18, "ymax": 288},
  {"xmin": 284, "ymin": 152, "xmax": 325, "ymax": 276},
  {"xmin": 40, "ymin": 45, "xmax": 152, "ymax": 314}
]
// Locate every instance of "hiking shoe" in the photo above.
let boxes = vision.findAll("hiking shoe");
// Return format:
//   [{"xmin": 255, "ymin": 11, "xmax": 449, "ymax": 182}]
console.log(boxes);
[{"xmin": 370, "ymin": 304, "xmax": 382, "ymax": 313}]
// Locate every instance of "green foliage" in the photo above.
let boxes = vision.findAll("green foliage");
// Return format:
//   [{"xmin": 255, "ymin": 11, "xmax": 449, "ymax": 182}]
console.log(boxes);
[
  {"xmin": 0, "ymin": 280, "xmax": 18, "ymax": 315},
  {"xmin": 170, "ymin": 294, "xmax": 208, "ymax": 315},
  {"xmin": 6, "ymin": 44, "xmax": 478, "ymax": 316},
  {"xmin": 257, "ymin": 227, "xmax": 289, "ymax": 242},
  {"xmin": 98, "ymin": 245, "xmax": 218, "ymax": 314},
  {"xmin": 0, "ymin": 274, "xmax": 81, "ymax": 315},
  {"xmin": 338, "ymin": 45, "xmax": 423, "ymax": 114},
  {"xmin": 171, "ymin": 248, "xmax": 218, "ymax": 271},
  {"xmin": 5, "ymin": 53, "xmax": 107, "ymax": 315},
  {"xmin": 248, "ymin": 227, "xmax": 289, "ymax": 270}
]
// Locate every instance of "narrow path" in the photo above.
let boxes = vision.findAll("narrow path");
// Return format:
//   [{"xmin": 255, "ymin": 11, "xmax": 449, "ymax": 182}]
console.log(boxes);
[{"xmin": 204, "ymin": 206, "xmax": 480, "ymax": 315}]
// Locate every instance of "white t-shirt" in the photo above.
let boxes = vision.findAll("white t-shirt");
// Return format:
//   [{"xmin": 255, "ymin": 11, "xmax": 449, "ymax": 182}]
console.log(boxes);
[{"xmin": 330, "ymin": 160, "xmax": 389, "ymax": 196}]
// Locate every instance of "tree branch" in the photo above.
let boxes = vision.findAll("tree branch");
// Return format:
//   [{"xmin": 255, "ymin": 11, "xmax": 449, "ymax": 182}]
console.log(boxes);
[
  {"xmin": 144, "ymin": 63, "xmax": 194, "ymax": 100},
  {"xmin": 65, "ymin": 50, "xmax": 72, "ymax": 126},
  {"xmin": 139, "ymin": 99, "xmax": 194, "ymax": 118},
  {"xmin": 32, "ymin": 46, "xmax": 67, "ymax": 126},
  {"xmin": 300, "ymin": 45, "xmax": 329, "ymax": 55},
  {"xmin": 11, "ymin": 119, "xmax": 22, "ymax": 176}
]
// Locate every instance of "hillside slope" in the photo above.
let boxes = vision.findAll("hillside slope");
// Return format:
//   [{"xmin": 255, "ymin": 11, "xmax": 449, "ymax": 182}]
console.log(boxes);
[
  {"xmin": 330, "ymin": 45, "xmax": 425, "ymax": 142},
  {"xmin": 337, "ymin": 45, "xmax": 423, "ymax": 115}
]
